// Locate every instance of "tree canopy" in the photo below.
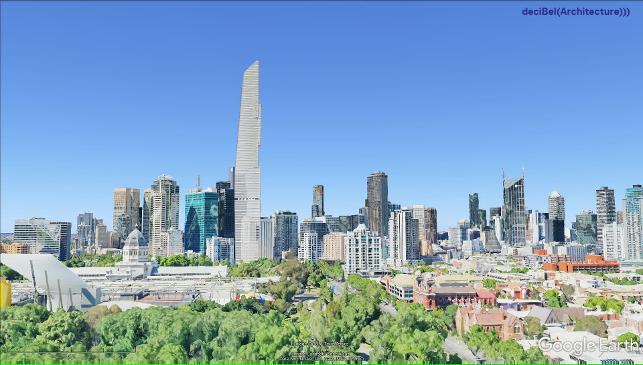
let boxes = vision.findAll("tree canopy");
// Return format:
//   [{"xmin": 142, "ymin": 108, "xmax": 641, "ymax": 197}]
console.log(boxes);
[{"xmin": 544, "ymin": 289, "xmax": 567, "ymax": 308}]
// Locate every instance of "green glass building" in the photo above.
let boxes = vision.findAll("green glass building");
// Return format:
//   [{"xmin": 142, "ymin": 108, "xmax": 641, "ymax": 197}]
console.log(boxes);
[
  {"xmin": 574, "ymin": 210, "xmax": 597, "ymax": 246},
  {"xmin": 184, "ymin": 188, "xmax": 218, "ymax": 253}
]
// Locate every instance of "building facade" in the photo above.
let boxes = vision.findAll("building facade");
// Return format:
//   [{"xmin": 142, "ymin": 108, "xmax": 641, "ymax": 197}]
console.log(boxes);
[
  {"xmin": 623, "ymin": 185, "xmax": 643, "ymax": 260},
  {"xmin": 272, "ymin": 211, "xmax": 298, "ymax": 259},
  {"xmin": 321, "ymin": 232, "xmax": 347, "ymax": 262},
  {"xmin": 548, "ymin": 191, "xmax": 566, "ymax": 243},
  {"xmin": 574, "ymin": 210, "xmax": 598, "ymax": 246},
  {"xmin": 469, "ymin": 193, "xmax": 480, "ymax": 228},
  {"xmin": 388, "ymin": 209, "xmax": 420, "ymax": 265},
  {"xmin": 298, "ymin": 232, "xmax": 321, "ymax": 262},
  {"xmin": 311, "ymin": 185, "xmax": 324, "ymax": 218},
  {"xmin": 365, "ymin": 171, "xmax": 389, "ymax": 237},
  {"xmin": 216, "ymin": 181, "xmax": 235, "ymax": 239},
  {"xmin": 259, "ymin": 217, "xmax": 274, "ymax": 259},
  {"xmin": 503, "ymin": 176, "xmax": 527, "ymax": 246},
  {"xmin": 234, "ymin": 61, "xmax": 262, "ymax": 262},
  {"xmin": 14, "ymin": 218, "xmax": 69, "ymax": 260},
  {"xmin": 205, "ymin": 236, "xmax": 235, "ymax": 263},
  {"xmin": 146, "ymin": 175, "xmax": 180, "ymax": 257},
  {"xmin": 113, "ymin": 188, "xmax": 141, "ymax": 245},
  {"xmin": 184, "ymin": 185, "xmax": 218, "ymax": 253},
  {"xmin": 596, "ymin": 186, "xmax": 616, "ymax": 246},
  {"xmin": 345, "ymin": 225, "xmax": 382, "ymax": 274}
]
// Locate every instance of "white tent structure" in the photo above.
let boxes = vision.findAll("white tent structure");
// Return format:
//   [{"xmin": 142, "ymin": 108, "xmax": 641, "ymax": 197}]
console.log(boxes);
[{"xmin": 0, "ymin": 254, "xmax": 100, "ymax": 311}]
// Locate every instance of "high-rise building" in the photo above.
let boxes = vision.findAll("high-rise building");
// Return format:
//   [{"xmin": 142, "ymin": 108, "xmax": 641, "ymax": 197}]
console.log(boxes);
[
  {"xmin": 311, "ymin": 185, "xmax": 324, "ymax": 218},
  {"xmin": 298, "ymin": 232, "xmax": 321, "ymax": 262},
  {"xmin": 95, "ymin": 223, "xmax": 110, "ymax": 249},
  {"xmin": 425, "ymin": 207, "xmax": 438, "ymax": 255},
  {"xmin": 602, "ymin": 222, "xmax": 623, "ymax": 261},
  {"xmin": 113, "ymin": 188, "xmax": 141, "ymax": 245},
  {"xmin": 216, "ymin": 181, "xmax": 235, "ymax": 239},
  {"xmin": 623, "ymin": 185, "xmax": 643, "ymax": 260},
  {"xmin": 142, "ymin": 188, "xmax": 153, "ymax": 242},
  {"xmin": 345, "ymin": 224, "xmax": 382, "ymax": 275},
  {"xmin": 338, "ymin": 215, "xmax": 361, "ymax": 233},
  {"xmin": 406, "ymin": 205, "xmax": 436, "ymax": 257},
  {"xmin": 234, "ymin": 61, "xmax": 262, "ymax": 262},
  {"xmin": 596, "ymin": 186, "xmax": 616, "ymax": 246},
  {"xmin": 205, "ymin": 236, "xmax": 235, "ymax": 262},
  {"xmin": 50, "ymin": 221, "xmax": 71, "ymax": 261},
  {"xmin": 300, "ymin": 218, "xmax": 329, "ymax": 248},
  {"xmin": 548, "ymin": 191, "xmax": 565, "ymax": 243},
  {"xmin": 14, "ymin": 218, "xmax": 69, "ymax": 260},
  {"xmin": 184, "ymin": 181, "xmax": 218, "ymax": 254},
  {"xmin": 76, "ymin": 212, "xmax": 102, "ymax": 249},
  {"xmin": 321, "ymin": 232, "xmax": 347, "ymax": 262},
  {"xmin": 478, "ymin": 209, "xmax": 487, "ymax": 228},
  {"xmin": 162, "ymin": 227, "xmax": 184, "ymax": 256},
  {"xmin": 502, "ymin": 175, "xmax": 526, "ymax": 246},
  {"xmin": 321, "ymin": 215, "xmax": 341, "ymax": 233},
  {"xmin": 490, "ymin": 207, "xmax": 502, "ymax": 219},
  {"xmin": 271, "ymin": 211, "xmax": 298, "ymax": 259},
  {"xmin": 388, "ymin": 209, "xmax": 419, "ymax": 265},
  {"xmin": 574, "ymin": 210, "xmax": 598, "ymax": 246},
  {"xmin": 469, "ymin": 193, "xmax": 480, "ymax": 228},
  {"xmin": 259, "ymin": 217, "xmax": 274, "ymax": 259},
  {"xmin": 365, "ymin": 171, "xmax": 389, "ymax": 237},
  {"xmin": 147, "ymin": 174, "xmax": 180, "ymax": 257}
]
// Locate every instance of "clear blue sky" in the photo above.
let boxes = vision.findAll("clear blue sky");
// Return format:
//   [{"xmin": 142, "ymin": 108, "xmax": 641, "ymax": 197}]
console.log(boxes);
[{"xmin": 2, "ymin": 2, "xmax": 642, "ymax": 233}]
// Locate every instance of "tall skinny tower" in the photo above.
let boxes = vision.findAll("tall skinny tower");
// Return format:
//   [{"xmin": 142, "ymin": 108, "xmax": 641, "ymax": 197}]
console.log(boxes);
[{"xmin": 234, "ymin": 61, "xmax": 262, "ymax": 262}]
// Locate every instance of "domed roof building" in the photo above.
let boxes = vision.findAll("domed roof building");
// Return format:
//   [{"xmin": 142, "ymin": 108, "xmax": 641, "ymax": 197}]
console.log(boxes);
[
  {"xmin": 108, "ymin": 226, "xmax": 156, "ymax": 280},
  {"xmin": 122, "ymin": 226, "xmax": 149, "ymax": 264}
]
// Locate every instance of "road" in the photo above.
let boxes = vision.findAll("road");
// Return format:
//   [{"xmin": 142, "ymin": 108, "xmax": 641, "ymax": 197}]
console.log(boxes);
[{"xmin": 443, "ymin": 335, "xmax": 480, "ymax": 364}]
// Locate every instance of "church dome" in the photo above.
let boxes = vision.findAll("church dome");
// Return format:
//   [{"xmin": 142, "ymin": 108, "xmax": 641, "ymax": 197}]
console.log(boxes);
[{"xmin": 124, "ymin": 226, "xmax": 147, "ymax": 248}]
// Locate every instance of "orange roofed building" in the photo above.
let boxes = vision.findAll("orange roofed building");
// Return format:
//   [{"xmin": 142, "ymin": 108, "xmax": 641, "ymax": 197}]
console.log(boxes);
[{"xmin": 543, "ymin": 255, "xmax": 619, "ymax": 273}]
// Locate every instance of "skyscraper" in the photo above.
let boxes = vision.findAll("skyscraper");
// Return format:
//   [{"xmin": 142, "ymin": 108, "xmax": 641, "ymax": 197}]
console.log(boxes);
[
  {"xmin": 259, "ymin": 217, "xmax": 274, "ymax": 259},
  {"xmin": 425, "ymin": 207, "xmax": 438, "ymax": 255},
  {"xmin": 469, "ymin": 193, "xmax": 480, "ymax": 228},
  {"xmin": 623, "ymin": 185, "xmax": 643, "ymax": 260},
  {"xmin": 596, "ymin": 186, "xmax": 616, "ymax": 245},
  {"xmin": 234, "ymin": 61, "xmax": 262, "ymax": 262},
  {"xmin": 602, "ymin": 222, "xmax": 623, "ymax": 261},
  {"xmin": 365, "ymin": 171, "xmax": 389, "ymax": 237},
  {"xmin": 77, "ymin": 212, "xmax": 101, "ymax": 248},
  {"xmin": 548, "ymin": 191, "xmax": 565, "ymax": 243},
  {"xmin": 272, "ymin": 211, "xmax": 298, "ymax": 259},
  {"xmin": 113, "ymin": 188, "xmax": 141, "ymax": 245},
  {"xmin": 502, "ymin": 175, "xmax": 526, "ymax": 246},
  {"xmin": 311, "ymin": 185, "xmax": 324, "ymax": 218},
  {"xmin": 184, "ymin": 180, "xmax": 218, "ymax": 253},
  {"xmin": 574, "ymin": 210, "xmax": 597, "ymax": 246},
  {"xmin": 147, "ymin": 174, "xmax": 180, "ymax": 257},
  {"xmin": 407, "ymin": 205, "xmax": 435, "ymax": 257},
  {"xmin": 388, "ymin": 209, "xmax": 419, "ymax": 265},
  {"xmin": 216, "ymin": 181, "xmax": 235, "ymax": 239}
]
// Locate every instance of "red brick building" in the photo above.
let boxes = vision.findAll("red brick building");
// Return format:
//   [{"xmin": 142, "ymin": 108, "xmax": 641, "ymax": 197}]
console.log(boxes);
[
  {"xmin": 414, "ymin": 285, "xmax": 496, "ymax": 310},
  {"xmin": 455, "ymin": 306, "xmax": 524, "ymax": 341}
]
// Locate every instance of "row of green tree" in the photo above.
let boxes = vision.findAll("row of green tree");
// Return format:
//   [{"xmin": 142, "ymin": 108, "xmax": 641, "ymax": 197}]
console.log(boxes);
[{"xmin": 64, "ymin": 253, "xmax": 122, "ymax": 268}]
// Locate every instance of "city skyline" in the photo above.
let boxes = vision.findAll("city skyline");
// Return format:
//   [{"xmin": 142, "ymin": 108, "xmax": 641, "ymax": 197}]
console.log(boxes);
[{"xmin": 2, "ymin": 3, "xmax": 642, "ymax": 233}]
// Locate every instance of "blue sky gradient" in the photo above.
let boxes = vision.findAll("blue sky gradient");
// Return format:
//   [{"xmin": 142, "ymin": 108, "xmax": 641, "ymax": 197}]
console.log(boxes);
[{"xmin": 2, "ymin": 2, "xmax": 642, "ymax": 232}]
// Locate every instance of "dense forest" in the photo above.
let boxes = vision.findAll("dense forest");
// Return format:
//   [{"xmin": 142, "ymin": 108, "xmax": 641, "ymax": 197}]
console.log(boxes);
[{"xmin": 0, "ymin": 260, "xmax": 547, "ymax": 364}]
